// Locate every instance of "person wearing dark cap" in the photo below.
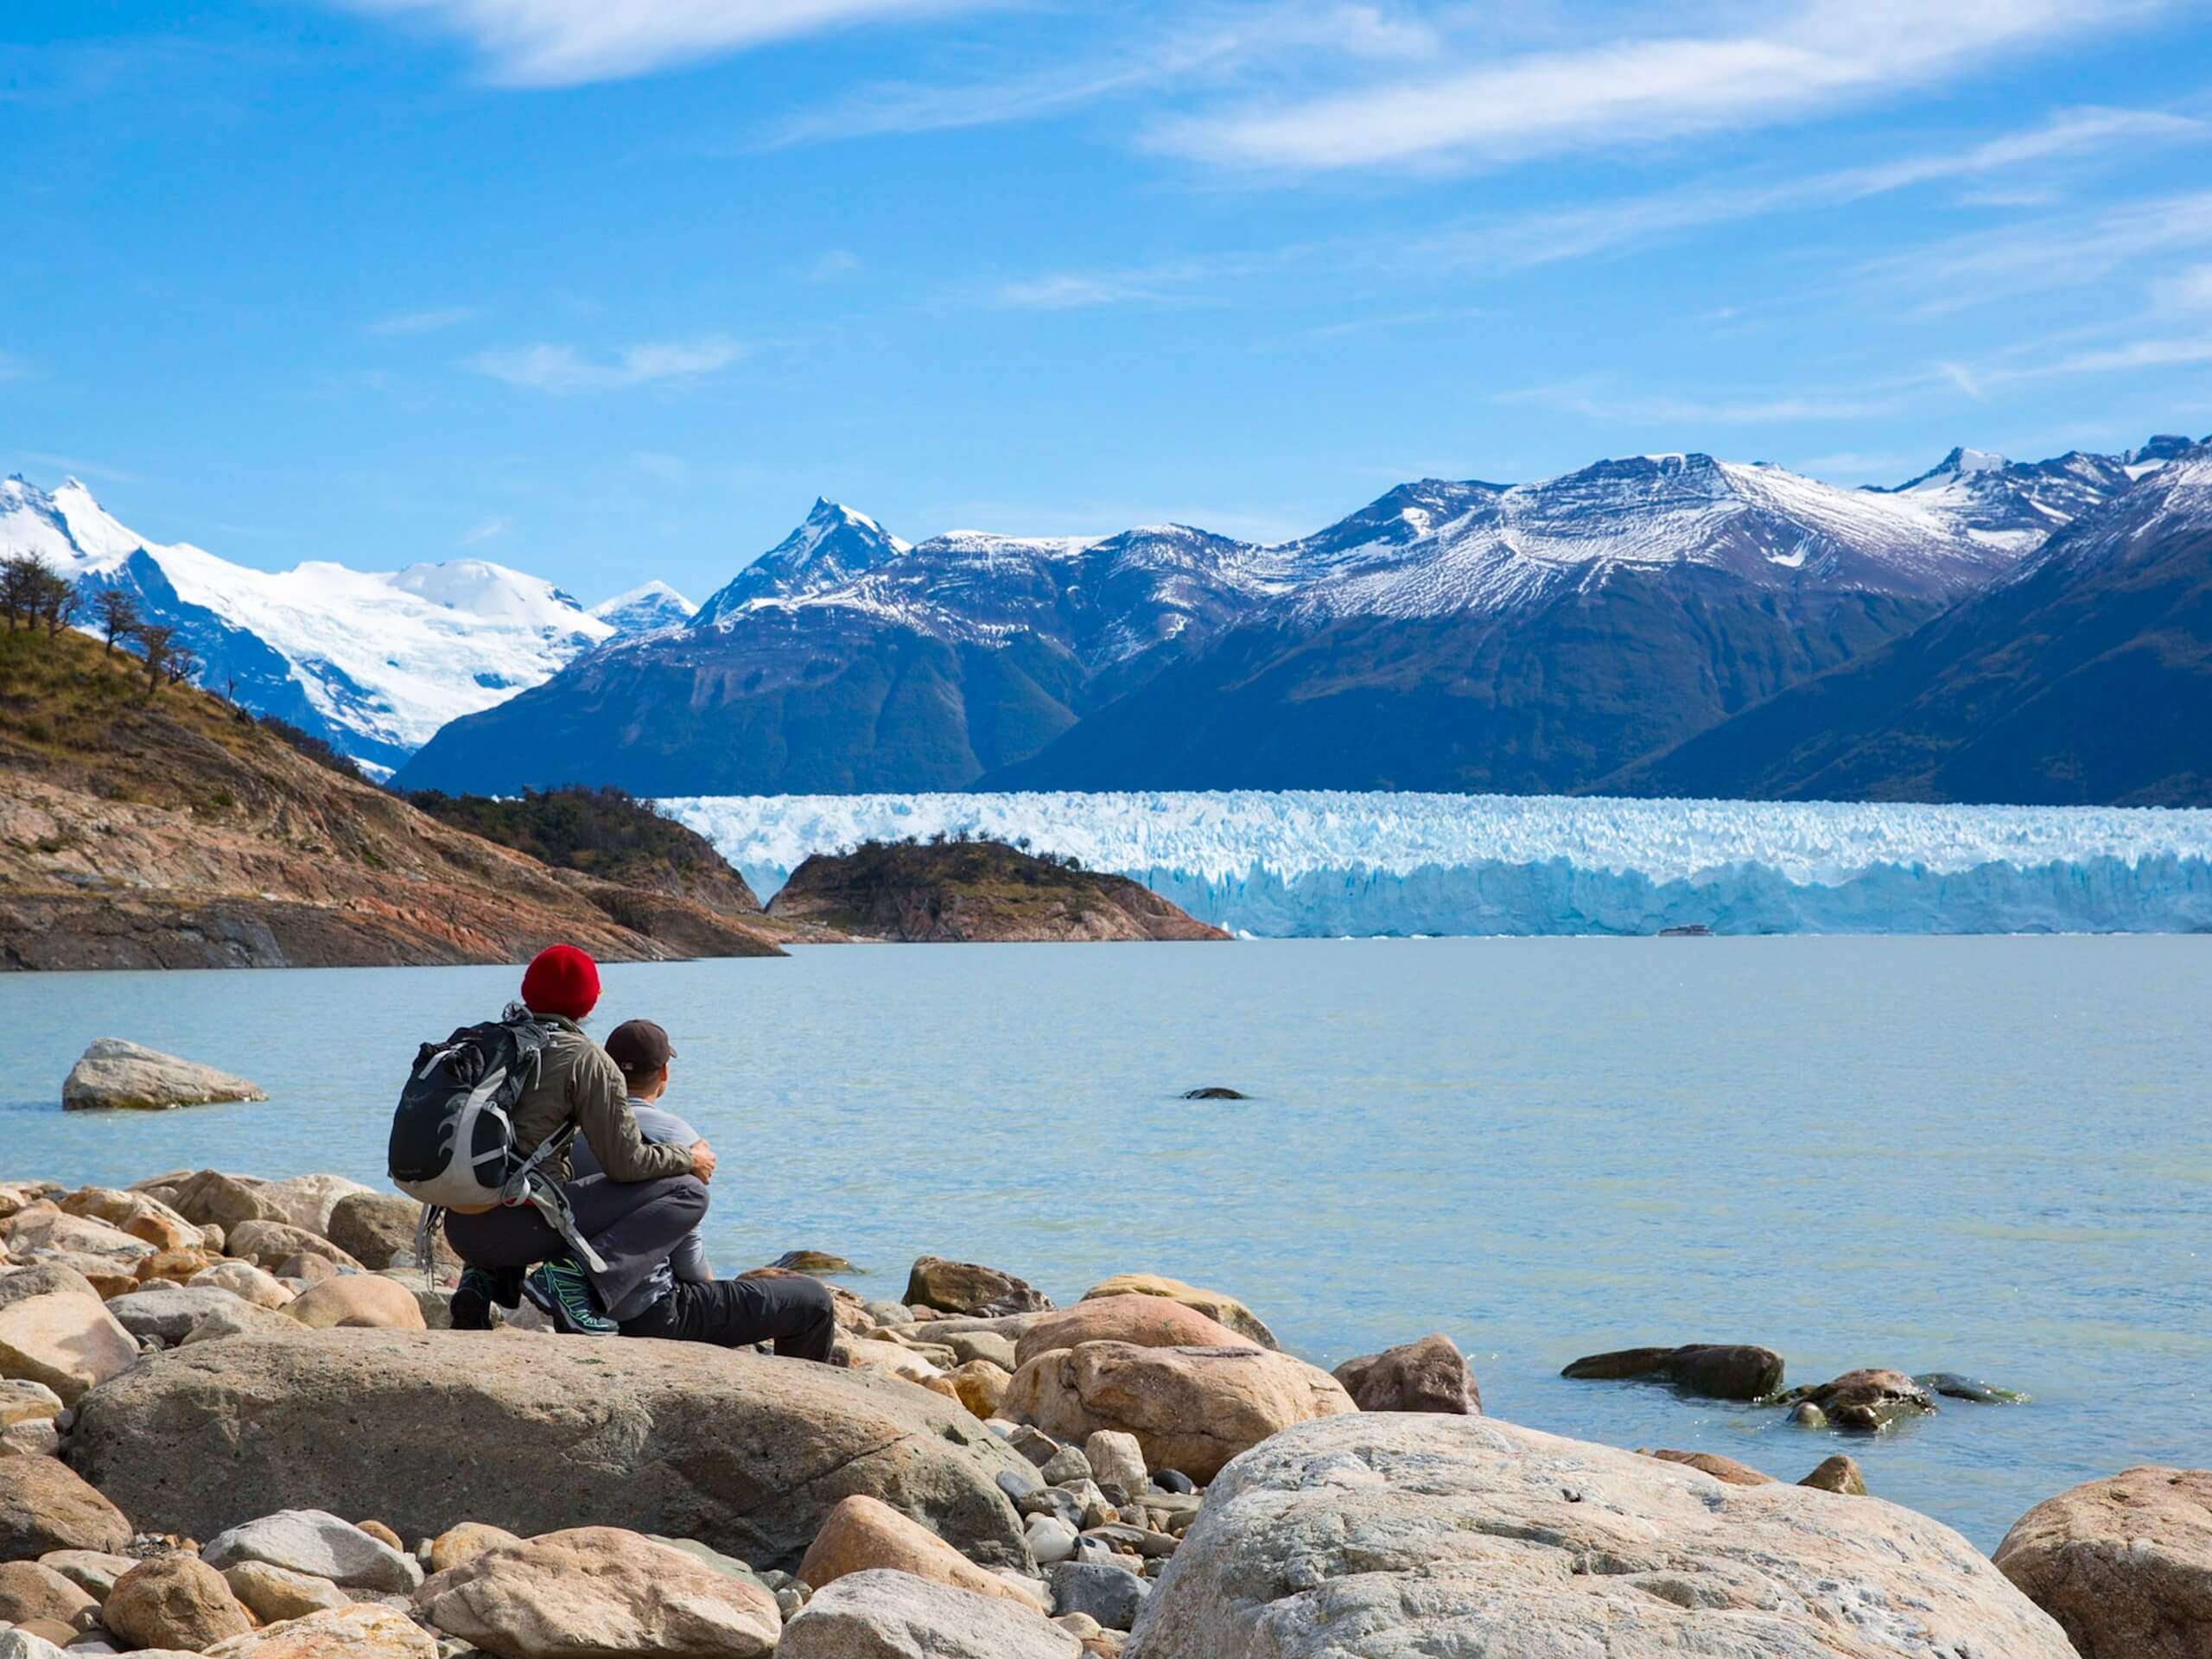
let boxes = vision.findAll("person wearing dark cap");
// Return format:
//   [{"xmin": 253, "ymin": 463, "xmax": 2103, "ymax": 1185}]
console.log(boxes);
[
  {"xmin": 445, "ymin": 944, "xmax": 719, "ymax": 1336},
  {"xmin": 577, "ymin": 1018, "xmax": 836, "ymax": 1362}
]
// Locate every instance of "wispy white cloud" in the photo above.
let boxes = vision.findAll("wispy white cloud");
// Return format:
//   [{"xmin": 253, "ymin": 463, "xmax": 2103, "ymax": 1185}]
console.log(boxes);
[
  {"xmin": 0, "ymin": 350, "xmax": 24, "ymax": 382},
  {"xmin": 1497, "ymin": 380, "xmax": 1904, "ymax": 425},
  {"xmin": 1935, "ymin": 360, "xmax": 1988, "ymax": 402},
  {"xmin": 808, "ymin": 249, "xmax": 862, "ymax": 281},
  {"xmin": 460, "ymin": 515, "xmax": 512, "ymax": 544},
  {"xmin": 632, "ymin": 450, "xmax": 690, "ymax": 480},
  {"xmin": 370, "ymin": 305, "xmax": 478, "ymax": 335},
  {"xmin": 1411, "ymin": 106, "xmax": 2204, "ymax": 271},
  {"xmin": 2156, "ymin": 263, "xmax": 2212, "ymax": 311},
  {"xmin": 1792, "ymin": 452, "xmax": 1916, "ymax": 481},
  {"xmin": 465, "ymin": 334, "xmax": 744, "ymax": 392},
  {"xmin": 1150, "ymin": 0, "xmax": 2163, "ymax": 173},
  {"xmin": 758, "ymin": 2, "xmax": 1435, "ymax": 149},
  {"xmin": 340, "ymin": 0, "xmax": 975, "ymax": 86}
]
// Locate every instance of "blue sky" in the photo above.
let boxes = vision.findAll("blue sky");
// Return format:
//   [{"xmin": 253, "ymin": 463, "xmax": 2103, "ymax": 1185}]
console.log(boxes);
[{"xmin": 3, "ymin": 1, "xmax": 2211, "ymax": 602}]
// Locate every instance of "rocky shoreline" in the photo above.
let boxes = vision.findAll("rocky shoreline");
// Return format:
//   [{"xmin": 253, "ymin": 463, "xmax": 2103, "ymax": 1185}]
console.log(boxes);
[{"xmin": 2, "ymin": 1168, "xmax": 2205, "ymax": 1658}]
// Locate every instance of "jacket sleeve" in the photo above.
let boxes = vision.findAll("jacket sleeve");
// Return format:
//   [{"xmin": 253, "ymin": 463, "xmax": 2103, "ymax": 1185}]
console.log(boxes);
[{"xmin": 569, "ymin": 1052, "xmax": 692, "ymax": 1183}]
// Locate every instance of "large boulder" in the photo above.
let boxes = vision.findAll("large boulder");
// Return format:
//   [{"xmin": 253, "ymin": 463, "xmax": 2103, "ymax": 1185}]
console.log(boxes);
[
  {"xmin": 56, "ymin": 1189, "xmax": 205, "ymax": 1255},
  {"xmin": 1993, "ymin": 1465, "xmax": 2212, "ymax": 1657},
  {"xmin": 326, "ymin": 1193, "xmax": 454, "ymax": 1272},
  {"xmin": 105, "ymin": 1285, "xmax": 256, "ymax": 1345},
  {"xmin": 0, "ymin": 1266, "xmax": 138, "ymax": 1405},
  {"xmin": 906, "ymin": 1257, "xmax": 1052, "ymax": 1318},
  {"xmin": 798, "ymin": 1495, "xmax": 1039, "ymax": 1607},
  {"xmin": 60, "ymin": 1039, "xmax": 267, "ymax": 1111},
  {"xmin": 1125, "ymin": 1414, "xmax": 2074, "ymax": 1658},
  {"xmin": 283, "ymin": 1276, "xmax": 427, "ymax": 1331},
  {"xmin": 1079, "ymin": 1277, "xmax": 1276, "ymax": 1350},
  {"xmin": 1560, "ymin": 1343, "xmax": 1784, "ymax": 1402},
  {"xmin": 205, "ymin": 1510, "xmax": 424, "ymax": 1593},
  {"xmin": 0, "ymin": 1560, "xmax": 96, "ymax": 1626},
  {"xmin": 251, "ymin": 1176, "xmax": 374, "ymax": 1238},
  {"xmin": 1331, "ymin": 1333, "xmax": 1480, "ymax": 1414},
  {"xmin": 1002, "ymin": 1342, "xmax": 1356, "ymax": 1484},
  {"xmin": 1014, "ymin": 1297, "xmax": 1251, "ymax": 1370},
  {"xmin": 0, "ymin": 1452, "xmax": 132, "ymax": 1558},
  {"xmin": 224, "ymin": 1221, "xmax": 364, "ymax": 1274},
  {"xmin": 779, "ymin": 1570, "xmax": 1081, "ymax": 1659},
  {"xmin": 415, "ymin": 1526, "xmax": 780, "ymax": 1659},
  {"xmin": 103, "ymin": 1556, "xmax": 256, "ymax": 1651},
  {"xmin": 3, "ymin": 1207, "xmax": 153, "ymax": 1267},
  {"xmin": 163, "ymin": 1172, "xmax": 275, "ymax": 1231},
  {"xmin": 205, "ymin": 1603, "xmax": 437, "ymax": 1659},
  {"xmin": 71, "ymin": 1330, "xmax": 1035, "ymax": 1572}
]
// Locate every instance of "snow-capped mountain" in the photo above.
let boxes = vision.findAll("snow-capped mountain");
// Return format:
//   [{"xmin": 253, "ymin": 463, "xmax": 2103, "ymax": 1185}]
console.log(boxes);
[
  {"xmin": 1624, "ymin": 441, "xmax": 2212, "ymax": 804},
  {"xmin": 591, "ymin": 581, "xmax": 696, "ymax": 637},
  {"xmin": 691, "ymin": 499, "xmax": 910, "ymax": 624},
  {"xmin": 1873, "ymin": 445, "xmax": 2134, "ymax": 551},
  {"xmin": 393, "ymin": 435, "xmax": 2202, "ymax": 799},
  {"xmin": 0, "ymin": 475, "xmax": 613, "ymax": 772}
]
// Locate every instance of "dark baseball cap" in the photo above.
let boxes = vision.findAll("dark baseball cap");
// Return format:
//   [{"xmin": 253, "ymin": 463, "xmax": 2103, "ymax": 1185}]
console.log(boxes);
[{"xmin": 605, "ymin": 1019, "xmax": 676, "ymax": 1077}]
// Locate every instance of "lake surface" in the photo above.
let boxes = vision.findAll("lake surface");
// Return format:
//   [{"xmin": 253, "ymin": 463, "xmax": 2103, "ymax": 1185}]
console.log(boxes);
[{"xmin": 5, "ymin": 936, "xmax": 2207, "ymax": 1551}]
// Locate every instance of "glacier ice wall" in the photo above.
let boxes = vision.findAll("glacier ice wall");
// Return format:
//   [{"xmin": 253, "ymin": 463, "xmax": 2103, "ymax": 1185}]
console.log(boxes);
[{"xmin": 658, "ymin": 791, "xmax": 2212, "ymax": 937}]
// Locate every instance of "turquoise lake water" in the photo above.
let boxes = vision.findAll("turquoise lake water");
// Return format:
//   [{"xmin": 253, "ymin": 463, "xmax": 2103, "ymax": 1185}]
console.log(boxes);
[{"xmin": 4, "ymin": 936, "xmax": 2207, "ymax": 1551}]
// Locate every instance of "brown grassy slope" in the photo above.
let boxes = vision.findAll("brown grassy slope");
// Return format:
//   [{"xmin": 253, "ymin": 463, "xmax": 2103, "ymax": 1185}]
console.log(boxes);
[
  {"xmin": 0, "ymin": 626, "xmax": 788, "ymax": 969},
  {"xmin": 766, "ymin": 837, "xmax": 1228, "ymax": 942}
]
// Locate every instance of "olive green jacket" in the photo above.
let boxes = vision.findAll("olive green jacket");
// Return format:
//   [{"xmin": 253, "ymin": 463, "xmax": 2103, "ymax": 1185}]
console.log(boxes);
[{"xmin": 510, "ymin": 1015, "xmax": 691, "ymax": 1186}]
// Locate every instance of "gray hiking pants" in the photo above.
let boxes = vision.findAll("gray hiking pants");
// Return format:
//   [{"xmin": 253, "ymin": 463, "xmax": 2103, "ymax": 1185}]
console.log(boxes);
[{"xmin": 443, "ymin": 1173, "xmax": 707, "ymax": 1314}]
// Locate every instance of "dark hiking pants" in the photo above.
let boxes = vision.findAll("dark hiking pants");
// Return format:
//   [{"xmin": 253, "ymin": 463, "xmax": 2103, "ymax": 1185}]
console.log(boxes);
[
  {"xmin": 620, "ymin": 1274, "xmax": 837, "ymax": 1362},
  {"xmin": 443, "ymin": 1173, "xmax": 707, "ymax": 1315}
]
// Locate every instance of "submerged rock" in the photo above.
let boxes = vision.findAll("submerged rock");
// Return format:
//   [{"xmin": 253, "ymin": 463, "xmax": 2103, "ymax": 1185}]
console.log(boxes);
[
  {"xmin": 1179, "ymin": 1088, "xmax": 1247, "ymax": 1101},
  {"xmin": 60, "ymin": 1040, "xmax": 267, "ymax": 1112},
  {"xmin": 71, "ymin": 1331, "xmax": 1033, "ymax": 1572},
  {"xmin": 1994, "ymin": 1465, "xmax": 2212, "ymax": 1658},
  {"xmin": 1915, "ymin": 1370, "xmax": 2031, "ymax": 1404},
  {"xmin": 1560, "ymin": 1343, "xmax": 1783, "ymax": 1402},
  {"xmin": 1125, "ymin": 1413, "xmax": 2075, "ymax": 1657},
  {"xmin": 1783, "ymin": 1369, "xmax": 1935, "ymax": 1431}
]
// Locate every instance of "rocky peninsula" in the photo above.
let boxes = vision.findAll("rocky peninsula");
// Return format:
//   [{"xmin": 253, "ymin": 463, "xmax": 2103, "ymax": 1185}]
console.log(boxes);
[
  {"xmin": 2, "ymin": 1166, "xmax": 2204, "ymax": 1657},
  {"xmin": 766, "ymin": 840, "xmax": 1226, "ymax": 943}
]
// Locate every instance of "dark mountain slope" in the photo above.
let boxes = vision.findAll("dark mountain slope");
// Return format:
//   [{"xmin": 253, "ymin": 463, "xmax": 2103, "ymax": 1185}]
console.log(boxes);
[
  {"xmin": 986, "ymin": 566, "xmax": 1933, "ymax": 793},
  {"xmin": 1616, "ymin": 448, "xmax": 2212, "ymax": 805}
]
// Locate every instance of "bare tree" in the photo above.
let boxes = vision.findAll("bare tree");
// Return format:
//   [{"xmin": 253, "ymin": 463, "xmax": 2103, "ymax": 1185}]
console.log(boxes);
[
  {"xmin": 136, "ymin": 623, "xmax": 176, "ymax": 696},
  {"xmin": 41, "ymin": 575, "xmax": 81, "ymax": 637},
  {"xmin": 94, "ymin": 588, "xmax": 138, "ymax": 653},
  {"xmin": 0, "ymin": 553, "xmax": 50, "ymax": 630}
]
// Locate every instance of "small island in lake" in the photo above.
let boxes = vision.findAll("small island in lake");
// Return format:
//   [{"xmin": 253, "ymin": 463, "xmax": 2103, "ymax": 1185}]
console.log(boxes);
[{"xmin": 767, "ymin": 836, "xmax": 1229, "ymax": 942}]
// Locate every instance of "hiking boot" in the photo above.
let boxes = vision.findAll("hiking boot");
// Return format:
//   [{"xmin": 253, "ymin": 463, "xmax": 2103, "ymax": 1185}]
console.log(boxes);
[
  {"xmin": 449, "ymin": 1268, "xmax": 499, "ymax": 1331},
  {"xmin": 522, "ymin": 1258, "xmax": 618, "ymax": 1337}
]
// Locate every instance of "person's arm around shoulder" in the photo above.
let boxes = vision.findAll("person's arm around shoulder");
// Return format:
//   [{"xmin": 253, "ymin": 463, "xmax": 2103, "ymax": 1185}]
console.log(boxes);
[{"xmin": 570, "ymin": 1046, "xmax": 709, "ymax": 1183}]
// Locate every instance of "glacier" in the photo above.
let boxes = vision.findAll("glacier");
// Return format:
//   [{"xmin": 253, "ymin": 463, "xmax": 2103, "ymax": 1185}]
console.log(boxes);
[{"xmin": 658, "ymin": 791, "xmax": 2212, "ymax": 938}]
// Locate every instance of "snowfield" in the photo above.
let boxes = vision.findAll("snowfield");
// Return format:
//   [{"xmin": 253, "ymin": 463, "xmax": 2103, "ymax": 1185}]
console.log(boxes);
[{"xmin": 660, "ymin": 791, "xmax": 2212, "ymax": 937}]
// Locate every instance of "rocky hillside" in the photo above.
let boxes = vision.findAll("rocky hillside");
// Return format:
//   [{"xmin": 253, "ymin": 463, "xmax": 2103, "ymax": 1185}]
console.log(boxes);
[
  {"xmin": 0, "ymin": 626, "xmax": 786, "ymax": 969},
  {"xmin": 401, "ymin": 785, "xmax": 762, "ymax": 916},
  {"xmin": 766, "ymin": 838, "xmax": 1229, "ymax": 942}
]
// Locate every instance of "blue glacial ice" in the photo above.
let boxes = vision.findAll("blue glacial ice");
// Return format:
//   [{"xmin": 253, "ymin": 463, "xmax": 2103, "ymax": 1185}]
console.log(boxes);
[{"xmin": 658, "ymin": 791, "xmax": 2212, "ymax": 938}]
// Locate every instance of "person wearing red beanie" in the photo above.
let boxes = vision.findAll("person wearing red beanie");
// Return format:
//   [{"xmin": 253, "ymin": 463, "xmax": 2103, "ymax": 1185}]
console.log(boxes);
[
  {"xmin": 442, "ymin": 944, "xmax": 718, "ymax": 1336},
  {"xmin": 520, "ymin": 943, "xmax": 601, "ymax": 1020}
]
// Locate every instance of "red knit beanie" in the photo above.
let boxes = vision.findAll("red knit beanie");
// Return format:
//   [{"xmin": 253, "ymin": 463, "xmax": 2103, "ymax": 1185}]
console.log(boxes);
[{"xmin": 520, "ymin": 944, "xmax": 600, "ymax": 1020}]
